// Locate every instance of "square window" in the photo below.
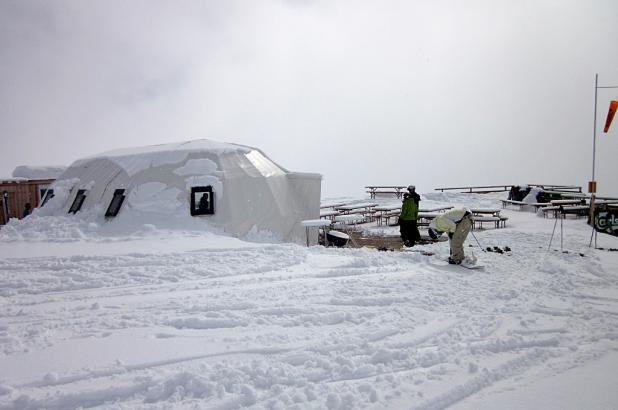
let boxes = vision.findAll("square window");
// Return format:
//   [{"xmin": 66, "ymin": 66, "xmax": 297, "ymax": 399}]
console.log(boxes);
[
  {"xmin": 105, "ymin": 189, "xmax": 126, "ymax": 218},
  {"xmin": 190, "ymin": 186, "xmax": 215, "ymax": 216},
  {"xmin": 68, "ymin": 189, "xmax": 87, "ymax": 214}
]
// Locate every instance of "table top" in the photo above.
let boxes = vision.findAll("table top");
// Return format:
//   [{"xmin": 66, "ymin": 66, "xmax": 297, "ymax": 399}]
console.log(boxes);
[
  {"xmin": 417, "ymin": 212, "xmax": 440, "ymax": 218},
  {"xmin": 473, "ymin": 215, "xmax": 500, "ymax": 221},
  {"xmin": 336, "ymin": 203, "xmax": 378, "ymax": 211},
  {"xmin": 319, "ymin": 210, "xmax": 339, "ymax": 217},
  {"xmin": 550, "ymin": 199, "xmax": 586, "ymax": 205},
  {"xmin": 301, "ymin": 219, "xmax": 332, "ymax": 227},
  {"xmin": 561, "ymin": 205, "xmax": 590, "ymax": 211},
  {"xmin": 335, "ymin": 214, "xmax": 366, "ymax": 222},
  {"xmin": 420, "ymin": 206, "xmax": 453, "ymax": 212},
  {"xmin": 374, "ymin": 205, "xmax": 402, "ymax": 212},
  {"xmin": 470, "ymin": 208, "xmax": 501, "ymax": 214}
]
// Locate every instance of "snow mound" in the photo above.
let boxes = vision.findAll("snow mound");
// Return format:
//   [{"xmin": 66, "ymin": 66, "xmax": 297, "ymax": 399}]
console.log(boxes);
[{"xmin": 11, "ymin": 165, "xmax": 66, "ymax": 180}]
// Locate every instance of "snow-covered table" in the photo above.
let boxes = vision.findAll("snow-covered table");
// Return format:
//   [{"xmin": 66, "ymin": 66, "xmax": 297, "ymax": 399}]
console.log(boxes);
[
  {"xmin": 470, "ymin": 208, "xmax": 501, "ymax": 217},
  {"xmin": 335, "ymin": 203, "xmax": 378, "ymax": 214}
]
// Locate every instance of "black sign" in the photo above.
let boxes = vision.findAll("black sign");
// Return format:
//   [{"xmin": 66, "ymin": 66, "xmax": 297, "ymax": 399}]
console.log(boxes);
[{"xmin": 593, "ymin": 206, "xmax": 618, "ymax": 237}]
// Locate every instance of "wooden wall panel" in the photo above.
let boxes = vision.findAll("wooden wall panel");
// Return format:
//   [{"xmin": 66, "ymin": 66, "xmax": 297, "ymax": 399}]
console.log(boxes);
[{"xmin": 0, "ymin": 181, "xmax": 52, "ymax": 225}]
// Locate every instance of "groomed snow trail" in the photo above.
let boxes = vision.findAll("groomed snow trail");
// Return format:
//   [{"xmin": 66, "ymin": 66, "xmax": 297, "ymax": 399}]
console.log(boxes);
[{"xmin": 1, "ymin": 208, "xmax": 618, "ymax": 409}]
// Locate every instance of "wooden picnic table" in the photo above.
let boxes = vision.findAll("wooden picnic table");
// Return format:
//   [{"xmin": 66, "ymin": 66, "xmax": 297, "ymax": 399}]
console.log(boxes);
[
  {"xmin": 501, "ymin": 199, "xmax": 526, "ymax": 209},
  {"xmin": 372, "ymin": 205, "xmax": 453, "ymax": 226},
  {"xmin": 543, "ymin": 190, "xmax": 588, "ymax": 198},
  {"xmin": 365, "ymin": 186, "xmax": 408, "ymax": 199},
  {"xmin": 319, "ymin": 210, "xmax": 339, "ymax": 221},
  {"xmin": 420, "ymin": 206, "xmax": 453, "ymax": 213},
  {"xmin": 501, "ymin": 199, "xmax": 552, "ymax": 211},
  {"xmin": 333, "ymin": 214, "xmax": 366, "ymax": 231},
  {"xmin": 336, "ymin": 202, "xmax": 378, "ymax": 214},
  {"xmin": 472, "ymin": 215, "xmax": 506, "ymax": 229},
  {"xmin": 373, "ymin": 205, "xmax": 401, "ymax": 226},
  {"xmin": 470, "ymin": 208, "xmax": 501, "ymax": 217}
]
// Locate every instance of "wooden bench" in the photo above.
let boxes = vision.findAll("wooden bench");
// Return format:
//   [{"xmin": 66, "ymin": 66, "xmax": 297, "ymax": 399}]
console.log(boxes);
[
  {"xmin": 561, "ymin": 205, "xmax": 590, "ymax": 218},
  {"xmin": 417, "ymin": 212, "xmax": 439, "ymax": 226},
  {"xmin": 541, "ymin": 206, "xmax": 561, "ymax": 218},
  {"xmin": 501, "ymin": 199, "xmax": 526, "ymax": 210},
  {"xmin": 472, "ymin": 215, "xmax": 501, "ymax": 229},
  {"xmin": 542, "ymin": 205, "xmax": 590, "ymax": 219}
]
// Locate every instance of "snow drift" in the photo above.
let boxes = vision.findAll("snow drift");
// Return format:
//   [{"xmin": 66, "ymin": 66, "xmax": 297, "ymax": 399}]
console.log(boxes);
[{"xmin": 11, "ymin": 165, "xmax": 66, "ymax": 180}]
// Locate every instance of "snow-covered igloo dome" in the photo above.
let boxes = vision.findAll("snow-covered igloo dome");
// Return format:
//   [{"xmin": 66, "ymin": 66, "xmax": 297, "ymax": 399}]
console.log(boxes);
[{"xmin": 40, "ymin": 140, "xmax": 322, "ymax": 243}]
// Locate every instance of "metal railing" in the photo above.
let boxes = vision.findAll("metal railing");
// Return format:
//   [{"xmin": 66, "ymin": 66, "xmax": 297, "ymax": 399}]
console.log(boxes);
[{"xmin": 435, "ymin": 184, "xmax": 583, "ymax": 194}]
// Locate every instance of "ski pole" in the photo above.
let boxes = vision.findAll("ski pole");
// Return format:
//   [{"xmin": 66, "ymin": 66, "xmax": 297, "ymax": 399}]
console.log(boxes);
[{"xmin": 470, "ymin": 230, "xmax": 486, "ymax": 252}]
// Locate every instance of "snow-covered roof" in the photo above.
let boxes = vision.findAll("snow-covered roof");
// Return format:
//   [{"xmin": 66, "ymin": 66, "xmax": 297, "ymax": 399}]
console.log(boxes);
[
  {"xmin": 74, "ymin": 139, "xmax": 287, "ymax": 179},
  {"xmin": 88, "ymin": 139, "xmax": 250, "ymax": 159},
  {"xmin": 11, "ymin": 165, "xmax": 66, "ymax": 180}
]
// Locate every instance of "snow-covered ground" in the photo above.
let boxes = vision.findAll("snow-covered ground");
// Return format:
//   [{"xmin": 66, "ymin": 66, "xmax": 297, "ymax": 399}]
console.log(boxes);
[{"xmin": 1, "ymin": 192, "xmax": 618, "ymax": 410}]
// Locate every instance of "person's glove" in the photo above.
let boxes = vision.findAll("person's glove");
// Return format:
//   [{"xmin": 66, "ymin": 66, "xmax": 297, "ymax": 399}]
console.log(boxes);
[{"xmin": 428, "ymin": 228, "xmax": 439, "ymax": 240}]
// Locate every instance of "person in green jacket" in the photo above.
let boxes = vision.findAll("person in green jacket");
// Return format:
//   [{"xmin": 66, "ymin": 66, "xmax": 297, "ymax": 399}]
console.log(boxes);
[{"xmin": 399, "ymin": 185, "xmax": 421, "ymax": 247}]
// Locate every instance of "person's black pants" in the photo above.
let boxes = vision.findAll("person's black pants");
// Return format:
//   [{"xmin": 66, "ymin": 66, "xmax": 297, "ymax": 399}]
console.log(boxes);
[{"xmin": 399, "ymin": 219, "xmax": 421, "ymax": 245}]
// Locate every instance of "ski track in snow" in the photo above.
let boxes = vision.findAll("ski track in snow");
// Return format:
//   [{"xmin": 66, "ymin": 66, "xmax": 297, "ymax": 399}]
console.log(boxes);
[{"xmin": 1, "ymin": 199, "xmax": 618, "ymax": 409}]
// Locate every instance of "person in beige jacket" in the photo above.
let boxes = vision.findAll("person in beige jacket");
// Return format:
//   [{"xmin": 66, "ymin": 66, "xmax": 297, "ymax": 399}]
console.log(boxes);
[{"xmin": 428, "ymin": 208, "xmax": 473, "ymax": 264}]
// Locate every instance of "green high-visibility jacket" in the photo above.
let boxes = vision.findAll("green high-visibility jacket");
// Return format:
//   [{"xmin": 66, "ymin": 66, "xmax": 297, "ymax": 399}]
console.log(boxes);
[{"xmin": 399, "ymin": 197, "xmax": 419, "ymax": 221}]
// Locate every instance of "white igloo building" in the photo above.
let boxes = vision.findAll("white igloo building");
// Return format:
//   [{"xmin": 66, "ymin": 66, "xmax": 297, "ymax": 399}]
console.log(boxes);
[{"xmin": 41, "ymin": 140, "xmax": 322, "ymax": 243}]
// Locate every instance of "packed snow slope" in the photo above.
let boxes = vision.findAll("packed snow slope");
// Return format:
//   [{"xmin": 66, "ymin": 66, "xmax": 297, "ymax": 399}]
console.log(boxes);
[{"xmin": 1, "ymin": 192, "xmax": 618, "ymax": 410}]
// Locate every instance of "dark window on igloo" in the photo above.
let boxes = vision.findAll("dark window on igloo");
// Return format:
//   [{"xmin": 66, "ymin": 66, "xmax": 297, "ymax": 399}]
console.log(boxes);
[
  {"xmin": 190, "ymin": 186, "xmax": 215, "ymax": 216},
  {"xmin": 105, "ymin": 189, "xmax": 126, "ymax": 218},
  {"xmin": 41, "ymin": 189, "xmax": 54, "ymax": 207},
  {"xmin": 68, "ymin": 189, "xmax": 87, "ymax": 214}
]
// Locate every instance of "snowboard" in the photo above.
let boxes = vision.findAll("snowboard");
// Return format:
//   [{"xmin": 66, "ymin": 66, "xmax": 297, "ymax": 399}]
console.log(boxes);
[
  {"xmin": 426, "ymin": 254, "xmax": 484, "ymax": 270},
  {"xmin": 459, "ymin": 260, "xmax": 484, "ymax": 270},
  {"xmin": 401, "ymin": 248, "xmax": 435, "ymax": 256}
]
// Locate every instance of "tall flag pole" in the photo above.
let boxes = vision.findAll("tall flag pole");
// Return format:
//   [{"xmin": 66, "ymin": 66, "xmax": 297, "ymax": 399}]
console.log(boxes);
[
  {"xmin": 589, "ymin": 74, "xmax": 599, "ymax": 247},
  {"xmin": 589, "ymin": 75, "xmax": 618, "ymax": 247}
]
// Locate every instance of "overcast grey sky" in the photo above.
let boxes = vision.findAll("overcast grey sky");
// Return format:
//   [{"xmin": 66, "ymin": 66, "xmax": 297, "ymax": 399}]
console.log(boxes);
[{"xmin": 1, "ymin": 0, "xmax": 617, "ymax": 197}]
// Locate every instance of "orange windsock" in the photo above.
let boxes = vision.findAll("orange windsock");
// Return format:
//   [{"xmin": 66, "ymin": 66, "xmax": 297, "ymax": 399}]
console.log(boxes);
[{"xmin": 604, "ymin": 100, "xmax": 618, "ymax": 133}]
